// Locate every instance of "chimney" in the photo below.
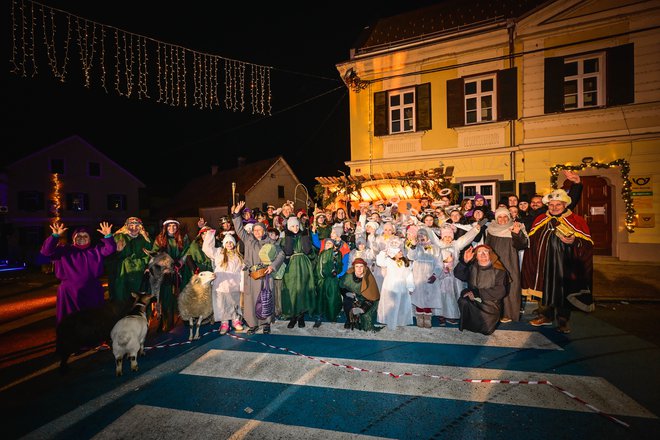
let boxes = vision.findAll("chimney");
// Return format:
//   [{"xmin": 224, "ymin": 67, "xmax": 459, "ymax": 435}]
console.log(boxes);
[
  {"xmin": 211, "ymin": 165, "xmax": 218, "ymax": 176},
  {"xmin": 237, "ymin": 156, "xmax": 246, "ymax": 167}
]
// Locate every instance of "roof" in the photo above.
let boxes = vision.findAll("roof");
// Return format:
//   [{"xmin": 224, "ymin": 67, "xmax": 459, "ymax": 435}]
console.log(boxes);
[
  {"xmin": 160, "ymin": 156, "xmax": 293, "ymax": 217},
  {"xmin": 7, "ymin": 135, "xmax": 146, "ymax": 187},
  {"xmin": 352, "ymin": 0, "xmax": 550, "ymax": 56}
]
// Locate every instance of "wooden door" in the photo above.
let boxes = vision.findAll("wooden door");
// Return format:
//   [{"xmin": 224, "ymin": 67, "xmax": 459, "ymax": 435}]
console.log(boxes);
[{"xmin": 572, "ymin": 176, "xmax": 612, "ymax": 255}]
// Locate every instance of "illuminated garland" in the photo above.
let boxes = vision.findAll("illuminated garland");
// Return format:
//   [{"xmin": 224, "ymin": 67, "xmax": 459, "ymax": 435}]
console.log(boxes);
[
  {"xmin": 9, "ymin": 0, "xmax": 272, "ymax": 114},
  {"xmin": 314, "ymin": 168, "xmax": 456, "ymax": 207},
  {"xmin": 50, "ymin": 173, "xmax": 62, "ymax": 222},
  {"xmin": 550, "ymin": 158, "xmax": 636, "ymax": 233}
]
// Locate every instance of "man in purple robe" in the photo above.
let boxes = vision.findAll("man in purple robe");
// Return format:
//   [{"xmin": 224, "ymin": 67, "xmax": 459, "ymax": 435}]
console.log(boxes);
[{"xmin": 40, "ymin": 221, "xmax": 116, "ymax": 324}]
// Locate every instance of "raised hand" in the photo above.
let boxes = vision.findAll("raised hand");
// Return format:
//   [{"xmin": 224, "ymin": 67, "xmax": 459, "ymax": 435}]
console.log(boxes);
[
  {"xmin": 98, "ymin": 222, "xmax": 113, "ymax": 236},
  {"xmin": 50, "ymin": 222, "xmax": 67, "ymax": 236},
  {"xmin": 463, "ymin": 246, "xmax": 475, "ymax": 263},
  {"xmin": 511, "ymin": 221, "xmax": 521, "ymax": 234},
  {"xmin": 233, "ymin": 200, "xmax": 245, "ymax": 214},
  {"xmin": 563, "ymin": 170, "xmax": 581, "ymax": 184}
]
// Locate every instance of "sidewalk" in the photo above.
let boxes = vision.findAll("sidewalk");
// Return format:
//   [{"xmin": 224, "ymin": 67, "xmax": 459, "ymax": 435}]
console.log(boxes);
[{"xmin": 593, "ymin": 256, "xmax": 660, "ymax": 302}]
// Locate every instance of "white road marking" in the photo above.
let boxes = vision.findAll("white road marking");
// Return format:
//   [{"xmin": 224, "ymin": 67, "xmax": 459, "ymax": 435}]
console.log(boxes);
[
  {"xmin": 93, "ymin": 405, "xmax": 393, "ymax": 440},
  {"xmin": 181, "ymin": 349, "xmax": 656, "ymax": 419}
]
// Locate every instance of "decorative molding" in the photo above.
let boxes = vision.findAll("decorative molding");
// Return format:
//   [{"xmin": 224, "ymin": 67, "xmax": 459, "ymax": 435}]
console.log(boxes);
[{"xmin": 453, "ymin": 121, "xmax": 509, "ymax": 148}]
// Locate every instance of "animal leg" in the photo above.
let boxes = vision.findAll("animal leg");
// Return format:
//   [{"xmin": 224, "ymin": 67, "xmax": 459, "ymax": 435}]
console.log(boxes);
[
  {"xmin": 115, "ymin": 356, "xmax": 123, "ymax": 376},
  {"xmin": 130, "ymin": 354, "xmax": 138, "ymax": 372},
  {"xmin": 139, "ymin": 343, "xmax": 145, "ymax": 356},
  {"xmin": 188, "ymin": 318, "xmax": 194, "ymax": 340},
  {"xmin": 194, "ymin": 316, "xmax": 204, "ymax": 340}
]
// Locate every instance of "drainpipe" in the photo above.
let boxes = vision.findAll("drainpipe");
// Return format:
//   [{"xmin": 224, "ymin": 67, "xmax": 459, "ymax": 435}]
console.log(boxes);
[{"xmin": 507, "ymin": 19, "xmax": 516, "ymax": 182}]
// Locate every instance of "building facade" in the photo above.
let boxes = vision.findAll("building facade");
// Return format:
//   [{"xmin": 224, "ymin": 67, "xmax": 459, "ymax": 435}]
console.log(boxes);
[
  {"xmin": 331, "ymin": 0, "xmax": 659, "ymax": 261},
  {"xmin": 2, "ymin": 135, "xmax": 146, "ymax": 264}
]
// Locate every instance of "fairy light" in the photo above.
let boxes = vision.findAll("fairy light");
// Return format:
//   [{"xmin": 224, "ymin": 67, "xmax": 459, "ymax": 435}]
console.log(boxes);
[
  {"xmin": 12, "ymin": 0, "xmax": 272, "ymax": 114},
  {"xmin": 550, "ymin": 158, "xmax": 636, "ymax": 233},
  {"xmin": 50, "ymin": 173, "xmax": 62, "ymax": 222}
]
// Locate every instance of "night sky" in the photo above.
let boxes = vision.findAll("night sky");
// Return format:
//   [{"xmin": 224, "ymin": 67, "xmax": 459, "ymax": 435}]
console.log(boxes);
[{"xmin": 2, "ymin": 0, "xmax": 443, "ymax": 196}]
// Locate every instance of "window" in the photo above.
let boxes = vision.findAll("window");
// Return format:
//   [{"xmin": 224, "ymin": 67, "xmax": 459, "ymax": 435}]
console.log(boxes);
[
  {"xmin": 447, "ymin": 68, "xmax": 517, "ymax": 128},
  {"xmin": 389, "ymin": 88, "xmax": 415, "ymax": 133},
  {"xmin": 107, "ymin": 194, "xmax": 127, "ymax": 211},
  {"xmin": 50, "ymin": 158, "xmax": 64, "ymax": 174},
  {"xmin": 66, "ymin": 193, "xmax": 89, "ymax": 211},
  {"xmin": 461, "ymin": 182, "xmax": 496, "ymax": 209},
  {"xmin": 373, "ymin": 83, "xmax": 431, "ymax": 136},
  {"xmin": 544, "ymin": 43, "xmax": 634, "ymax": 114},
  {"xmin": 277, "ymin": 185, "xmax": 285, "ymax": 199},
  {"xmin": 562, "ymin": 54, "xmax": 604, "ymax": 110},
  {"xmin": 18, "ymin": 191, "xmax": 45, "ymax": 212},
  {"xmin": 88, "ymin": 162, "xmax": 101, "ymax": 177},
  {"xmin": 464, "ymin": 75, "xmax": 496, "ymax": 124}
]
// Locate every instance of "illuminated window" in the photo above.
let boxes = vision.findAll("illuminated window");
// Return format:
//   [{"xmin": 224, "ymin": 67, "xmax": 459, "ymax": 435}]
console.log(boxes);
[
  {"xmin": 563, "ymin": 53, "xmax": 604, "ymax": 110},
  {"xmin": 389, "ymin": 88, "xmax": 416, "ymax": 134},
  {"xmin": 66, "ymin": 193, "xmax": 89, "ymax": 211},
  {"xmin": 464, "ymin": 74, "xmax": 496, "ymax": 124},
  {"xmin": 107, "ymin": 194, "xmax": 127, "ymax": 211}
]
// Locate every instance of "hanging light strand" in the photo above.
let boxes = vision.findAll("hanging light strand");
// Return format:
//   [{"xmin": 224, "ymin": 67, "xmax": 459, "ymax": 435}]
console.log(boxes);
[{"xmin": 9, "ymin": 0, "xmax": 273, "ymax": 114}]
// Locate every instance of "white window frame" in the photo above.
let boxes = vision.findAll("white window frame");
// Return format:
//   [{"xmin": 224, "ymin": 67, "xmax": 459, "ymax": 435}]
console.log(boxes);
[
  {"xmin": 464, "ymin": 74, "xmax": 496, "ymax": 125},
  {"xmin": 462, "ymin": 181, "xmax": 496, "ymax": 209},
  {"xmin": 389, "ymin": 88, "xmax": 415, "ymax": 134},
  {"xmin": 563, "ymin": 53, "xmax": 605, "ymax": 110}
]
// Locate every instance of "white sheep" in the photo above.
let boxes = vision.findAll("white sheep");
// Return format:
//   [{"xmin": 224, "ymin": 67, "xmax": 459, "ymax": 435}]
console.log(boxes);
[
  {"xmin": 110, "ymin": 291, "xmax": 154, "ymax": 376},
  {"xmin": 177, "ymin": 271, "xmax": 216, "ymax": 340}
]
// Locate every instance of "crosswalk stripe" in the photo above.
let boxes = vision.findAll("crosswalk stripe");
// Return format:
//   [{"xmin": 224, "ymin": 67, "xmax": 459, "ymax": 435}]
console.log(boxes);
[
  {"xmin": 267, "ymin": 320, "xmax": 562, "ymax": 350},
  {"xmin": 93, "ymin": 405, "xmax": 393, "ymax": 440},
  {"xmin": 181, "ymin": 349, "xmax": 655, "ymax": 419}
]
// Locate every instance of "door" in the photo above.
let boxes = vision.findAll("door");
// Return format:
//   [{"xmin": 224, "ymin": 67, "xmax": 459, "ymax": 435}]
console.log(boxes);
[{"xmin": 572, "ymin": 176, "xmax": 612, "ymax": 255}]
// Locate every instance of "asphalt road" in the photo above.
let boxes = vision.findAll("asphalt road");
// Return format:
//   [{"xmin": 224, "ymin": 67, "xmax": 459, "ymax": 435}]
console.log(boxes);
[{"xmin": 1, "ymin": 269, "xmax": 659, "ymax": 439}]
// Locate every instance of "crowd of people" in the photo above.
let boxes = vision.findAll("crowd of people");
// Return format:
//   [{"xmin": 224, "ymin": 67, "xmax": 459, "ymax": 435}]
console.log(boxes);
[{"xmin": 41, "ymin": 171, "xmax": 594, "ymax": 336}]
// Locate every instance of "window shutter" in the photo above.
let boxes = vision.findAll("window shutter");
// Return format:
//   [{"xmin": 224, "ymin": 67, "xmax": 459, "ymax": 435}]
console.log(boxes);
[
  {"xmin": 497, "ymin": 68, "xmax": 518, "ymax": 121},
  {"xmin": 518, "ymin": 182, "xmax": 536, "ymax": 201},
  {"xmin": 415, "ymin": 83, "xmax": 432, "ymax": 131},
  {"xmin": 544, "ymin": 56, "xmax": 564, "ymax": 114},
  {"xmin": 446, "ymin": 78, "xmax": 464, "ymax": 128},
  {"xmin": 497, "ymin": 180, "xmax": 516, "ymax": 204},
  {"xmin": 374, "ymin": 91, "xmax": 388, "ymax": 136},
  {"xmin": 606, "ymin": 43, "xmax": 634, "ymax": 106}
]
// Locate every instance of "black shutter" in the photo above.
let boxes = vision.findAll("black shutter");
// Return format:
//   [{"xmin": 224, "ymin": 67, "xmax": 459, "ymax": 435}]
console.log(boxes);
[
  {"xmin": 497, "ymin": 67, "xmax": 518, "ymax": 121},
  {"xmin": 544, "ymin": 56, "xmax": 564, "ymax": 114},
  {"xmin": 374, "ymin": 91, "xmax": 388, "ymax": 136},
  {"xmin": 606, "ymin": 43, "xmax": 634, "ymax": 106},
  {"xmin": 497, "ymin": 180, "xmax": 516, "ymax": 203},
  {"xmin": 415, "ymin": 82, "xmax": 432, "ymax": 131},
  {"xmin": 447, "ymin": 78, "xmax": 464, "ymax": 128},
  {"xmin": 518, "ymin": 182, "xmax": 536, "ymax": 201}
]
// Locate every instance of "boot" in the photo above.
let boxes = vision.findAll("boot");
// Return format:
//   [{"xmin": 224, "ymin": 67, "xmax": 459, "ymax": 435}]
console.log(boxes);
[
  {"xmin": 423, "ymin": 313, "xmax": 432, "ymax": 328},
  {"xmin": 297, "ymin": 314, "xmax": 306, "ymax": 328},
  {"xmin": 287, "ymin": 316, "xmax": 297, "ymax": 329},
  {"xmin": 416, "ymin": 313, "xmax": 424, "ymax": 327}
]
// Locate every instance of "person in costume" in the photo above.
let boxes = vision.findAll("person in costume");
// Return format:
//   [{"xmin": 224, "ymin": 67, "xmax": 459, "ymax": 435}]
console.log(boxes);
[
  {"xmin": 312, "ymin": 211, "xmax": 332, "ymax": 241},
  {"xmin": 108, "ymin": 216, "xmax": 150, "ymax": 304},
  {"xmin": 41, "ymin": 221, "xmax": 116, "ymax": 324},
  {"xmin": 150, "ymin": 218, "xmax": 191, "ymax": 332},
  {"xmin": 522, "ymin": 189, "xmax": 593, "ymax": 334},
  {"xmin": 485, "ymin": 207, "xmax": 529, "ymax": 323},
  {"xmin": 203, "ymin": 230, "xmax": 244, "ymax": 335},
  {"xmin": 313, "ymin": 238, "xmax": 344, "ymax": 327},
  {"xmin": 232, "ymin": 201, "xmax": 285, "ymax": 334},
  {"xmin": 434, "ymin": 222, "xmax": 481, "ymax": 325},
  {"xmin": 340, "ymin": 258, "xmax": 381, "ymax": 331},
  {"xmin": 521, "ymin": 170, "xmax": 583, "ymax": 231},
  {"xmin": 407, "ymin": 226, "xmax": 445, "ymax": 328},
  {"xmin": 376, "ymin": 241, "xmax": 415, "ymax": 330},
  {"xmin": 281, "ymin": 216, "xmax": 317, "ymax": 328},
  {"xmin": 454, "ymin": 244, "xmax": 511, "ymax": 335},
  {"xmin": 186, "ymin": 221, "xmax": 214, "ymax": 273}
]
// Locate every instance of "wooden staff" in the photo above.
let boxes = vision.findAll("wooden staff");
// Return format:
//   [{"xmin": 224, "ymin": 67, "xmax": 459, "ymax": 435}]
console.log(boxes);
[{"xmin": 232, "ymin": 182, "xmax": 236, "ymax": 205}]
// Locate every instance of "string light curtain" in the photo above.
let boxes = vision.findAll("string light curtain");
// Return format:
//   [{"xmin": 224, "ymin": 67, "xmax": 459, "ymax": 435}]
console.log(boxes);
[{"xmin": 8, "ymin": 0, "xmax": 272, "ymax": 115}]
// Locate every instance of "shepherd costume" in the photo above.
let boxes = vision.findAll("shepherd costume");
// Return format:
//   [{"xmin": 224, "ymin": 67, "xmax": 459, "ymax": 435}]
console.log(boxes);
[
  {"xmin": 339, "ymin": 258, "xmax": 381, "ymax": 331},
  {"xmin": 454, "ymin": 245, "xmax": 511, "ymax": 335}
]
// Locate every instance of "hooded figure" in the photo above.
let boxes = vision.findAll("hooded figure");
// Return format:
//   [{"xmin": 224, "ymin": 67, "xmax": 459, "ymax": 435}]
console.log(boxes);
[
  {"xmin": 340, "ymin": 257, "xmax": 381, "ymax": 331},
  {"xmin": 454, "ymin": 244, "xmax": 511, "ymax": 335}
]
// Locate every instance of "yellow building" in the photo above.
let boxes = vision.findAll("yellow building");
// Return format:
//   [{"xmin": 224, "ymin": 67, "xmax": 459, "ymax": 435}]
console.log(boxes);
[{"xmin": 319, "ymin": 0, "xmax": 659, "ymax": 262}]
